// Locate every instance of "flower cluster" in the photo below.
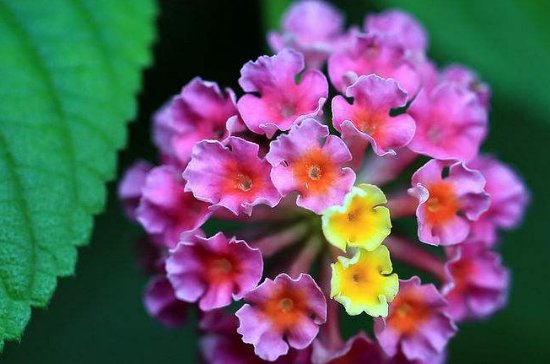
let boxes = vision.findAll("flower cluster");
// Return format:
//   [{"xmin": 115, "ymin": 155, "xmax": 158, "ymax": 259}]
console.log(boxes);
[{"xmin": 118, "ymin": 1, "xmax": 529, "ymax": 362}]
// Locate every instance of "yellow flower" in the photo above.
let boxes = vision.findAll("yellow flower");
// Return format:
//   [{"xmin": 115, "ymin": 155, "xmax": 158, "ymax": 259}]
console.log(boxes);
[
  {"xmin": 322, "ymin": 184, "xmax": 391, "ymax": 251},
  {"xmin": 331, "ymin": 245, "xmax": 399, "ymax": 317}
]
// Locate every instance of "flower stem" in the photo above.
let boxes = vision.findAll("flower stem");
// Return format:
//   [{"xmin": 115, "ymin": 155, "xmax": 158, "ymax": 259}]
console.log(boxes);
[
  {"xmin": 252, "ymin": 222, "xmax": 309, "ymax": 257},
  {"xmin": 358, "ymin": 149, "xmax": 418, "ymax": 185},
  {"xmin": 319, "ymin": 252, "xmax": 344, "ymax": 348},
  {"xmin": 387, "ymin": 191, "xmax": 418, "ymax": 217},
  {"xmin": 287, "ymin": 235, "xmax": 321, "ymax": 277},
  {"xmin": 386, "ymin": 235, "xmax": 446, "ymax": 281}
]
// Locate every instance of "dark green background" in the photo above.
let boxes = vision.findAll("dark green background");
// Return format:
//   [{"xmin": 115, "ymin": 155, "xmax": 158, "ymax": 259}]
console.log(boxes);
[{"xmin": 4, "ymin": 0, "xmax": 549, "ymax": 362}]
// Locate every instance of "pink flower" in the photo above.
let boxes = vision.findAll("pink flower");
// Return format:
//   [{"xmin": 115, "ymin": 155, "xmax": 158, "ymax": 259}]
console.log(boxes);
[
  {"xmin": 236, "ymin": 273, "xmax": 327, "ymax": 361},
  {"xmin": 200, "ymin": 310, "xmax": 312, "ymax": 364},
  {"xmin": 332, "ymin": 75, "xmax": 416, "ymax": 156},
  {"xmin": 328, "ymin": 33, "xmax": 421, "ymax": 96},
  {"xmin": 312, "ymin": 332, "xmax": 384, "ymax": 364},
  {"xmin": 153, "ymin": 77, "xmax": 243, "ymax": 167},
  {"xmin": 313, "ymin": 332, "xmax": 446, "ymax": 364},
  {"xmin": 374, "ymin": 277, "xmax": 456, "ymax": 362},
  {"xmin": 136, "ymin": 166, "xmax": 210, "ymax": 248},
  {"xmin": 407, "ymin": 83, "xmax": 487, "ymax": 161},
  {"xmin": 143, "ymin": 274, "xmax": 188, "ymax": 327},
  {"xmin": 118, "ymin": 160, "xmax": 152, "ymax": 219},
  {"xmin": 441, "ymin": 65, "xmax": 490, "ymax": 108},
  {"xmin": 266, "ymin": 118, "xmax": 355, "ymax": 214},
  {"xmin": 364, "ymin": 9, "xmax": 428, "ymax": 52},
  {"xmin": 443, "ymin": 243, "xmax": 509, "ymax": 321},
  {"xmin": 237, "ymin": 49, "xmax": 328, "ymax": 138},
  {"xmin": 166, "ymin": 232, "xmax": 263, "ymax": 311},
  {"xmin": 468, "ymin": 156, "xmax": 529, "ymax": 245},
  {"xmin": 385, "ymin": 352, "xmax": 447, "ymax": 364},
  {"xmin": 409, "ymin": 159, "xmax": 490, "ymax": 245},
  {"xmin": 268, "ymin": 0, "xmax": 346, "ymax": 69},
  {"xmin": 183, "ymin": 136, "xmax": 282, "ymax": 215}
]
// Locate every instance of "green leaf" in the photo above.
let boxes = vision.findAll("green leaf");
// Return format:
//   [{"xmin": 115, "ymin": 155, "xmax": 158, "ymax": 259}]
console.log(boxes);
[
  {"xmin": 372, "ymin": 0, "xmax": 550, "ymax": 126},
  {"xmin": 0, "ymin": 0, "xmax": 155, "ymax": 350},
  {"xmin": 260, "ymin": 0, "xmax": 292, "ymax": 34}
]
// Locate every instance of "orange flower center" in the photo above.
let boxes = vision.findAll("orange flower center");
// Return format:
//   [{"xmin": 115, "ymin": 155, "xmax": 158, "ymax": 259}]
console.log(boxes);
[
  {"xmin": 447, "ymin": 259, "xmax": 474, "ymax": 298},
  {"xmin": 223, "ymin": 160, "xmax": 262, "ymax": 197},
  {"xmin": 292, "ymin": 148, "xmax": 336, "ymax": 195},
  {"xmin": 424, "ymin": 181, "xmax": 459, "ymax": 226},
  {"xmin": 364, "ymin": 43, "xmax": 380, "ymax": 59},
  {"xmin": 354, "ymin": 110, "xmax": 384, "ymax": 136},
  {"xmin": 280, "ymin": 101, "xmax": 297, "ymax": 118},
  {"xmin": 261, "ymin": 289, "xmax": 307, "ymax": 331},
  {"xmin": 207, "ymin": 257, "xmax": 235, "ymax": 283},
  {"xmin": 235, "ymin": 173, "xmax": 253, "ymax": 192},
  {"xmin": 388, "ymin": 295, "xmax": 430, "ymax": 335}
]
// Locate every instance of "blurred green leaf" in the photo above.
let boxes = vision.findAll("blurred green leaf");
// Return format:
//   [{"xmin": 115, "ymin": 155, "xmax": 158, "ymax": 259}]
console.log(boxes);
[
  {"xmin": 372, "ymin": 0, "xmax": 550, "ymax": 125},
  {"xmin": 0, "ymin": 0, "xmax": 155, "ymax": 350},
  {"xmin": 260, "ymin": 0, "xmax": 292, "ymax": 33}
]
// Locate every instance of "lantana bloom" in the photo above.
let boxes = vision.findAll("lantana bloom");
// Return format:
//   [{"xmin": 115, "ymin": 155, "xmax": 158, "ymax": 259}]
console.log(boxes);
[
  {"xmin": 312, "ymin": 332, "xmax": 383, "ymax": 364},
  {"xmin": 236, "ymin": 274, "xmax": 327, "ymax": 361},
  {"xmin": 153, "ymin": 77, "xmax": 243, "ymax": 167},
  {"xmin": 166, "ymin": 232, "xmax": 263, "ymax": 311},
  {"xmin": 468, "ymin": 156, "xmax": 529, "ymax": 245},
  {"xmin": 268, "ymin": 0, "xmax": 346, "ymax": 69},
  {"xmin": 364, "ymin": 9, "xmax": 428, "ymax": 53},
  {"xmin": 332, "ymin": 74, "xmax": 416, "ymax": 156},
  {"xmin": 136, "ymin": 165, "xmax": 210, "ymax": 248},
  {"xmin": 118, "ymin": 160, "xmax": 152, "ymax": 219},
  {"xmin": 144, "ymin": 274, "xmax": 188, "ymax": 328},
  {"xmin": 409, "ymin": 159, "xmax": 490, "ymax": 245},
  {"xmin": 328, "ymin": 32, "xmax": 421, "ymax": 96},
  {"xmin": 118, "ymin": 2, "xmax": 528, "ymax": 363},
  {"xmin": 443, "ymin": 243, "xmax": 509, "ymax": 321},
  {"xmin": 237, "ymin": 49, "xmax": 328, "ymax": 137},
  {"xmin": 331, "ymin": 246, "xmax": 399, "ymax": 317},
  {"xmin": 183, "ymin": 136, "xmax": 281, "ymax": 215},
  {"xmin": 374, "ymin": 277, "xmax": 456, "ymax": 362},
  {"xmin": 266, "ymin": 118, "xmax": 355, "ymax": 214},
  {"xmin": 200, "ymin": 310, "xmax": 312, "ymax": 364},
  {"xmin": 441, "ymin": 65, "xmax": 490, "ymax": 108},
  {"xmin": 407, "ymin": 84, "xmax": 487, "ymax": 161},
  {"xmin": 322, "ymin": 184, "xmax": 391, "ymax": 251}
]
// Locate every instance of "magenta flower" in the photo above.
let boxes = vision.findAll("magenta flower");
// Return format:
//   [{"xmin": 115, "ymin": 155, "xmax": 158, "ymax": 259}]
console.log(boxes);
[
  {"xmin": 332, "ymin": 74, "xmax": 416, "ymax": 156},
  {"xmin": 268, "ymin": 0, "xmax": 346, "ymax": 69},
  {"xmin": 441, "ymin": 65, "xmax": 490, "ymax": 108},
  {"xmin": 144, "ymin": 274, "xmax": 188, "ymax": 328},
  {"xmin": 118, "ymin": 4, "xmax": 528, "ymax": 363},
  {"xmin": 118, "ymin": 160, "xmax": 152, "ymax": 219},
  {"xmin": 266, "ymin": 118, "xmax": 355, "ymax": 214},
  {"xmin": 409, "ymin": 159, "xmax": 490, "ymax": 245},
  {"xmin": 236, "ymin": 274, "xmax": 327, "ymax": 361},
  {"xmin": 200, "ymin": 310, "xmax": 312, "ymax": 364},
  {"xmin": 364, "ymin": 9, "xmax": 428, "ymax": 53},
  {"xmin": 374, "ymin": 277, "xmax": 456, "ymax": 362},
  {"xmin": 136, "ymin": 166, "xmax": 210, "ymax": 248},
  {"xmin": 408, "ymin": 83, "xmax": 487, "ymax": 161},
  {"xmin": 183, "ymin": 136, "xmax": 281, "ymax": 215},
  {"xmin": 443, "ymin": 243, "xmax": 509, "ymax": 321},
  {"xmin": 469, "ymin": 156, "xmax": 529, "ymax": 245},
  {"xmin": 313, "ymin": 331, "xmax": 446, "ymax": 364},
  {"xmin": 237, "ymin": 49, "xmax": 328, "ymax": 137},
  {"xmin": 166, "ymin": 232, "xmax": 263, "ymax": 311},
  {"xmin": 153, "ymin": 77, "xmax": 243, "ymax": 167},
  {"xmin": 328, "ymin": 33, "xmax": 420, "ymax": 96},
  {"xmin": 312, "ymin": 332, "xmax": 384, "ymax": 364}
]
